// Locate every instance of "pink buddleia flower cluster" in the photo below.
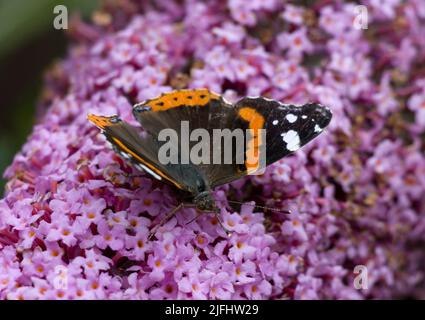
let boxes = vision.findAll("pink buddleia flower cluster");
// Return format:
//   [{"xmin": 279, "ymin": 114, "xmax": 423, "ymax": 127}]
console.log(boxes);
[{"xmin": 1, "ymin": 0, "xmax": 425, "ymax": 299}]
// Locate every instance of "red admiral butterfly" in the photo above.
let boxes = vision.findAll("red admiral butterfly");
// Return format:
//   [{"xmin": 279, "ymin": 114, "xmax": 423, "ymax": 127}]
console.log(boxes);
[{"xmin": 88, "ymin": 89, "xmax": 332, "ymax": 234}]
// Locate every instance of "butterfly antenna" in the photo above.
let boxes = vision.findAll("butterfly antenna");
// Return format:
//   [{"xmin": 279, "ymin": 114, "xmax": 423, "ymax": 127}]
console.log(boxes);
[{"xmin": 227, "ymin": 200, "xmax": 292, "ymax": 215}]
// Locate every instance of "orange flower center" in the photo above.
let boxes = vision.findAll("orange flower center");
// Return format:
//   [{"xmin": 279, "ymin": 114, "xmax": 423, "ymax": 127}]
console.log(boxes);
[
  {"xmin": 137, "ymin": 240, "xmax": 144, "ymax": 248},
  {"xmin": 293, "ymin": 37, "xmax": 302, "ymax": 46},
  {"xmin": 197, "ymin": 236, "xmax": 204, "ymax": 245}
]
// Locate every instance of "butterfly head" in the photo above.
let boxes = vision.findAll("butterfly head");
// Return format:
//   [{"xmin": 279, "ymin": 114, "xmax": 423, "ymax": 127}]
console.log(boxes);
[{"xmin": 193, "ymin": 191, "xmax": 217, "ymax": 212}]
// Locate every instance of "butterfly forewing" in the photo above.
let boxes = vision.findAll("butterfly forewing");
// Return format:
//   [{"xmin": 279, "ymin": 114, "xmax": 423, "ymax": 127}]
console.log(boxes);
[{"xmin": 234, "ymin": 97, "xmax": 332, "ymax": 166}]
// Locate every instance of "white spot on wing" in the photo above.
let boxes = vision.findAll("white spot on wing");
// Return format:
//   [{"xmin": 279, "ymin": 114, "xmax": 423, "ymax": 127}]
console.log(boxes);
[
  {"xmin": 286, "ymin": 114, "xmax": 297, "ymax": 123},
  {"xmin": 138, "ymin": 163, "xmax": 162, "ymax": 180},
  {"xmin": 302, "ymin": 115, "xmax": 307, "ymax": 119},
  {"xmin": 135, "ymin": 164, "xmax": 145, "ymax": 172},
  {"xmin": 120, "ymin": 152, "xmax": 131, "ymax": 160},
  {"xmin": 314, "ymin": 124, "xmax": 323, "ymax": 133},
  {"xmin": 281, "ymin": 130, "xmax": 300, "ymax": 152},
  {"xmin": 272, "ymin": 120, "xmax": 278, "ymax": 125}
]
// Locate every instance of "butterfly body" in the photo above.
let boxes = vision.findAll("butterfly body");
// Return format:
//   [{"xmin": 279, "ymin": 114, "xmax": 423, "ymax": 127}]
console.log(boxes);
[{"xmin": 88, "ymin": 89, "xmax": 332, "ymax": 214}]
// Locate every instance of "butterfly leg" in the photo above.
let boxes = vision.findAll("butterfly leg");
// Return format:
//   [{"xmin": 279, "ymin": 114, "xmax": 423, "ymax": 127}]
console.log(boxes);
[
  {"xmin": 184, "ymin": 206, "xmax": 202, "ymax": 226},
  {"xmin": 148, "ymin": 203, "xmax": 184, "ymax": 240},
  {"xmin": 214, "ymin": 209, "xmax": 232, "ymax": 238}
]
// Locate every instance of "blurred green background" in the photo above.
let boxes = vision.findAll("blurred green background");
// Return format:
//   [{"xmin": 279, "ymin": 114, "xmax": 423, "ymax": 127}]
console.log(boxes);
[{"xmin": 0, "ymin": 0, "xmax": 99, "ymax": 194}]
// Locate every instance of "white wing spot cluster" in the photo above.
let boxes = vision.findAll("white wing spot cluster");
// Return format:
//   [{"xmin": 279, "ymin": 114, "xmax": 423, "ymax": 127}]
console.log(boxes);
[
  {"xmin": 281, "ymin": 130, "xmax": 300, "ymax": 152},
  {"xmin": 286, "ymin": 114, "xmax": 298, "ymax": 123}
]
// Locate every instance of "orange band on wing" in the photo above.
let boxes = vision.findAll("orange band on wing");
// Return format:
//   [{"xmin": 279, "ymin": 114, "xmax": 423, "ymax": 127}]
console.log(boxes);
[
  {"xmin": 238, "ymin": 107, "xmax": 265, "ymax": 173},
  {"xmin": 142, "ymin": 89, "xmax": 220, "ymax": 111},
  {"xmin": 111, "ymin": 137, "xmax": 183, "ymax": 189},
  {"xmin": 87, "ymin": 114, "xmax": 118, "ymax": 129}
]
